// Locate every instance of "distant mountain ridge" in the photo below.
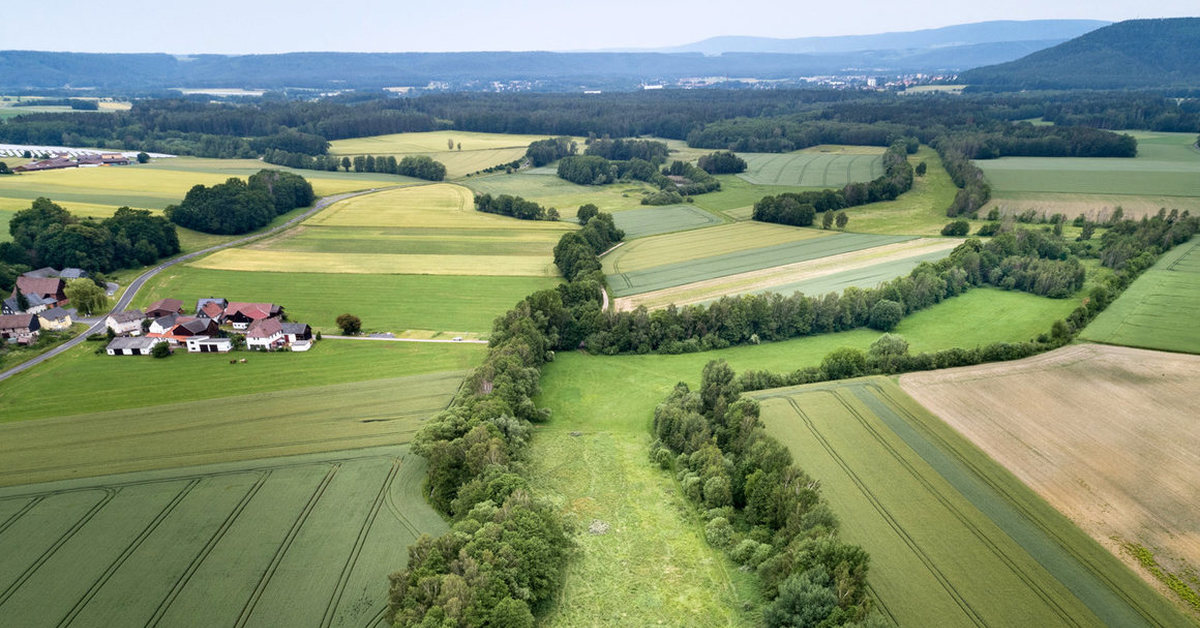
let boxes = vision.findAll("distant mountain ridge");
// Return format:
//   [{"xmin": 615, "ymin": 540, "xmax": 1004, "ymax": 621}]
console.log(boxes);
[
  {"xmin": 653, "ymin": 20, "xmax": 1110, "ymax": 55},
  {"xmin": 962, "ymin": 18, "xmax": 1200, "ymax": 90}
]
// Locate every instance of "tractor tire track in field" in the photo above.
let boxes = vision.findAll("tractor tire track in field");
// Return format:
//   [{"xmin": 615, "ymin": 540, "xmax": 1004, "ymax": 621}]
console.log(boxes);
[
  {"xmin": 234, "ymin": 464, "xmax": 341, "ymax": 628},
  {"xmin": 829, "ymin": 386, "xmax": 1081, "ymax": 628},
  {"xmin": 147, "ymin": 470, "xmax": 272, "ymax": 628},
  {"xmin": 57, "ymin": 479, "xmax": 201, "ymax": 628},
  {"xmin": 869, "ymin": 383, "xmax": 1174, "ymax": 628},
  {"xmin": 780, "ymin": 396, "xmax": 989, "ymax": 628},
  {"xmin": 818, "ymin": 155, "xmax": 836, "ymax": 187},
  {"xmin": 0, "ymin": 488, "xmax": 117, "ymax": 608},
  {"xmin": 321, "ymin": 459, "xmax": 402, "ymax": 628},
  {"xmin": 0, "ymin": 496, "xmax": 43, "ymax": 537}
]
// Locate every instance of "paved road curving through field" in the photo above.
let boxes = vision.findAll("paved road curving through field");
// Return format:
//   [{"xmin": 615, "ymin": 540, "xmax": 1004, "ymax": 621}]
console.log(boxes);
[{"xmin": 0, "ymin": 187, "xmax": 393, "ymax": 384}]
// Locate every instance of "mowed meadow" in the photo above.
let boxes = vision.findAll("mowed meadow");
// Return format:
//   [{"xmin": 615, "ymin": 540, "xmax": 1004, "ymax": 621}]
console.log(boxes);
[
  {"xmin": 138, "ymin": 183, "xmax": 567, "ymax": 334},
  {"xmin": 329, "ymin": 130, "xmax": 574, "ymax": 178}
]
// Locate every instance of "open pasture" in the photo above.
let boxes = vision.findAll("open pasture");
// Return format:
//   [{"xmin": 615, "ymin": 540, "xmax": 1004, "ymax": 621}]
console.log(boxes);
[
  {"xmin": 0, "ymin": 370, "xmax": 465, "ymax": 486},
  {"xmin": 737, "ymin": 145, "xmax": 885, "ymax": 187},
  {"xmin": 753, "ymin": 378, "xmax": 1190, "ymax": 627},
  {"xmin": 0, "ymin": 338, "xmax": 481, "ymax": 424},
  {"xmin": 604, "ymin": 224, "xmax": 911, "ymax": 297},
  {"xmin": 135, "ymin": 266, "xmax": 554, "ymax": 334},
  {"xmin": 0, "ymin": 445, "xmax": 447, "ymax": 628},
  {"xmin": 1082, "ymin": 236, "xmax": 1200, "ymax": 353},
  {"xmin": 614, "ymin": 237, "xmax": 958, "ymax": 311},
  {"xmin": 901, "ymin": 344, "xmax": 1200, "ymax": 617},
  {"xmin": 328, "ymin": 130, "xmax": 568, "ymax": 178},
  {"xmin": 978, "ymin": 131, "xmax": 1200, "ymax": 219},
  {"xmin": 839, "ymin": 147, "xmax": 966, "ymax": 235}
]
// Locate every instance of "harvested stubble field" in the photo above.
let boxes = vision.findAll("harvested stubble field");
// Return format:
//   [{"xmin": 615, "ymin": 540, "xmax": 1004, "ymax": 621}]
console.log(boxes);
[
  {"xmin": 604, "ymin": 224, "xmax": 911, "ymax": 297},
  {"xmin": 979, "ymin": 131, "xmax": 1200, "ymax": 220},
  {"xmin": 530, "ymin": 287, "xmax": 1082, "ymax": 625},
  {"xmin": 329, "ymin": 130, "xmax": 571, "ymax": 178},
  {"xmin": 1082, "ymin": 236, "xmax": 1200, "ymax": 353},
  {"xmin": 0, "ymin": 339, "xmax": 482, "ymax": 424},
  {"xmin": 0, "ymin": 446, "xmax": 446, "ymax": 628},
  {"xmin": 135, "ymin": 266, "xmax": 557, "ymax": 334},
  {"xmin": 613, "ymin": 237, "xmax": 959, "ymax": 311},
  {"xmin": 0, "ymin": 370, "xmax": 465, "ymax": 487},
  {"xmin": 752, "ymin": 377, "xmax": 1190, "ymax": 627},
  {"xmin": 737, "ymin": 145, "xmax": 885, "ymax": 187},
  {"xmin": 901, "ymin": 343, "xmax": 1200, "ymax": 617}
]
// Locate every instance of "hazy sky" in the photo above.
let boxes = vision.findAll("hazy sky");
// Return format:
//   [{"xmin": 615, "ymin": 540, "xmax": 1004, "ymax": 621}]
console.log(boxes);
[{"xmin": 3, "ymin": 0, "xmax": 1196, "ymax": 53}]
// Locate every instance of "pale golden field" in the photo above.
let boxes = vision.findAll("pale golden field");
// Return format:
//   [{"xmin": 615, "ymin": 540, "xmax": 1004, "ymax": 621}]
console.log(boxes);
[
  {"xmin": 901, "ymin": 344, "xmax": 1200, "ymax": 607},
  {"xmin": 189, "ymin": 249, "xmax": 558, "ymax": 276},
  {"xmin": 328, "ymin": 130, "xmax": 579, "ymax": 178},
  {"xmin": 603, "ymin": 221, "xmax": 832, "ymax": 274}
]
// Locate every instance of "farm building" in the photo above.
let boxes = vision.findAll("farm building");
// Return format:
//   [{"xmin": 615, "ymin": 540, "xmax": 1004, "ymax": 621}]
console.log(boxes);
[
  {"xmin": 149, "ymin": 317, "xmax": 220, "ymax": 344},
  {"xmin": 0, "ymin": 314, "xmax": 41, "ymax": 344},
  {"xmin": 37, "ymin": 307, "xmax": 72, "ymax": 331},
  {"xmin": 246, "ymin": 318, "xmax": 286, "ymax": 350},
  {"xmin": 225, "ymin": 302, "xmax": 282, "ymax": 330},
  {"xmin": 144, "ymin": 298, "xmax": 185, "ymax": 319},
  {"xmin": 14, "ymin": 276, "xmax": 66, "ymax": 306},
  {"xmin": 147, "ymin": 314, "xmax": 179, "ymax": 336},
  {"xmin": 106, "ymin": 336, "xmax": 164, "ymax": 356},
  {"xmin": 2, "ymin": 292, "xmax": 56, "ymax": 315},
  {"xmin": 184, "ymin": 336, "xmax": 233, "ymax": 353},
  {"xmin": 195, "ymin": 297, "xmax": 228, "ymax": 321},
  {"xmin": 22, "ymin": 267, "xmax": 88, "ymax": 280},
  {"xmin": 106, "ymin": 309, "xmax": 146, "ymax": 335},
  {"xmin": 13, "ymin": 157, "xmax": 77, "ymax": 173},
  {"xmin": 281, "ymin": 322, "xmax": 312, "ymax": 343}
]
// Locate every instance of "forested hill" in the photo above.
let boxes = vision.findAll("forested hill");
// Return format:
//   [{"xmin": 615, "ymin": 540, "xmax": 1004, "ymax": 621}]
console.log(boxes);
[{"xmin": 962, "ymin": 18, "xmax": 1200, "ymax": 90}]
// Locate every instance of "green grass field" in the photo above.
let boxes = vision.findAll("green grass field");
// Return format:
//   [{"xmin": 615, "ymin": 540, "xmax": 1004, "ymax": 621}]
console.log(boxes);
[
  {"xmin": 840, "ymin": 147, "xmax": 967, "ymax": 235},
  {"xmin": 531, "ymin": 286, "xmax": 1082, "ymax": 624},
  {"xmin": 737, "ymin": 145, "xmax": 885, "ymax": 187},
  {"xmin": 0, "ymin": 339, "xmax": 482, "ymax": 423},
  {"xmin": 978, "ymin": 132, "xmax": 1200, "ymax": 213},
  {"xmin": 0, "ymin": 370, "xmax": 465, "ymax": 486},
  {"xmin": 605, "ymin": 227, "xmax": 912, "ymax": 297},
  {"xmin": 133, "ymin": 266, "xmax": 554, "ymax": 334},
  {"xmin": 0, "ymin": 445, "xmax": 447, "ymax": 627},
  {"xmin": 1082, "ymin": 236, "xmax": 1200, "ymax": 353},
  {"xmin": 610, "ymin": 204, "xmax": 725, "ymax": 239},
  {"xmin": 752, "ymin": 378, "xmax": 1192, "ymax": 627},
  {"xmin": 329, "ymin": 130, "xmax": 573, "ymax": 179},
  {"xmin": 463, "ymin": 170, "xmax": 659, "ymax": 214}
]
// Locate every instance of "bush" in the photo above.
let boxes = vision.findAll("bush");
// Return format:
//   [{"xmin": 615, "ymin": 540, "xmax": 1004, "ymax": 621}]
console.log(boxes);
[
  {"xmin": 868, "ymin": 299, "xmax": 903, "ymax": 332},
  {"xmin": 820, "ymin": 348, "xmax": 868, "ymax": 380},
  {"xmin": 869, "ymin": 333, "xmax": 909, "ymax": 357},
  {"xmin": 705, "ymin": 517, "xmax": 735, "ymax": 549},
  {"xmin": 336, "ymin": 313, "xmax": 362, "ymax": 335},
  {"xmin": 942, "ymin": 219, "xmax": 971, "ymax": 236},
  {"xmin": 151, "ymin": 342, "xmax": 171, "ymax": 359}
]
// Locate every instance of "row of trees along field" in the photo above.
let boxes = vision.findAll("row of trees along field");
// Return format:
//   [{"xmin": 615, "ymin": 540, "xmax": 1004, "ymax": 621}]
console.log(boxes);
[
  {"xmin": 653, "ymin": 362, "xmax": 876, "ymax": 627},
  {"xmin": 262, "ymin": 150, "xmax": 447, "ymax": 181},
  {"xmin": 385, "ymin": 206, "xmax": 628, "ymax": 627},
  {"xmin": 473, "ymin": 193, "xmax": 559, "ymax": 221},
  {"xmin": 0, "ymin": 198, "xmax": 179, "ymax": 279},
  {"xmin": 753, "ymin": 141, "xmax": 913, "ymax": 227},
  {"xmin": 164, "ymin": 169, "xmax": 313, "ymax": 234}
]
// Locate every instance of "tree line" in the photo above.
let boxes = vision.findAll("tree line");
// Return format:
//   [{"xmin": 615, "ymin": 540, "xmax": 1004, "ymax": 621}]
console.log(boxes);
[
  {"xmin": 653, "ymin": 362, "xmax": 876, "ymax": 626},
  {"xmin": 474, "ymin": 193, "xmax": 558, "ymax": 221},
  {"xmin": 3, "ymin": 197, "xmax": 179, "ymax": 276},
  {"xmin": 164, "ymin": 169, "xmax": 313, "ymax": 235},
  {"xmin": 753, "ymin": 141, "xmax": 912, "ymax": 227},
  {"xmin": 552, "ymin": 205, "xmax": 624, "ymax": 283},
  {"xmin": 524, "ymin": 136, "xmax": 576, "ymax": 167}
]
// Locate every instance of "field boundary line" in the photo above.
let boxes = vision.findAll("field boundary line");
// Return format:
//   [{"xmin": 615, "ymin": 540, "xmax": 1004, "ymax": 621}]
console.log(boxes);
[
  {"xmin": 56, "ymin": 478, "xmax": 201, "ymax": 628},
  {"xmin": 834, "ymin": 386, "xmax": 1080, "ymax": 627},
  {"xmin": 147, "ymin": 470, "xmax": 272, "ymax": 627},
  {"xmin": 870, "ymin": 382, "xmax": 1172, "ymax": 628},
  {"xmin": 0, "ymin": 496, "xmax": 44, "ymax": 537},
  {"xmin": 321, "ymin": 458, "xmax": 402, "ymax": 628},
  {"xmin": 233, "ymin": 464, "xmax": 341, "ymax": 628},
  {"xmin": 0, "ymin": 488, "xmax": 117, "ymax": 607},
  {"xmin": 777, "ymin": 395, "xmax": 988, "ymax": 627}
]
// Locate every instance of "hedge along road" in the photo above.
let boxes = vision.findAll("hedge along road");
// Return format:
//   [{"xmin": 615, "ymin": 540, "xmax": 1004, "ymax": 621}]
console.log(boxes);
[{"xmin": 0, "ymin": 187, "xmax": 397, "ymax": 384}]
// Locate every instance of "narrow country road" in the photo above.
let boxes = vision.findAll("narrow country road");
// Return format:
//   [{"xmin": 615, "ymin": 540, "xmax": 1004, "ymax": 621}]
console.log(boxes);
[{"xmin": 0, "ymin": 187, "xmax": 393, "ymax": 384}]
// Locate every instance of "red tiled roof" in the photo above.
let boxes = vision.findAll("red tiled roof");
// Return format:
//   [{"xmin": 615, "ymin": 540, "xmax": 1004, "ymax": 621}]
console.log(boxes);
[
  {"xmin": 226, "ymin": 302, "xmax": 279, "ymax": 321},
  {"xmin": 146, "ymin": 298, "xmax": 184, "ymax": 314},
  {"xmin": 199, "ymin": 302, "xmax": 225, "ymax": 318}
]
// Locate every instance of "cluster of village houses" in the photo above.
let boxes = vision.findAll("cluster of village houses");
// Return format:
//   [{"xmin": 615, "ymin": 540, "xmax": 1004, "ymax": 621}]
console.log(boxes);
[
  {"xmin": 103, "ymin": 298, "xmax": 313, "ymax": 356},
  {"xmin": 0, "ymin": 266, "xmax": 313, "ymax": 356}
]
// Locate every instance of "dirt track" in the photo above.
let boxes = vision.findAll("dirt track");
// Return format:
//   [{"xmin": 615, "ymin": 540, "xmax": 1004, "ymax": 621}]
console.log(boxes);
[{"xmin": 900, "ymin": 344, "xmax": 1200, "ymax": 603}]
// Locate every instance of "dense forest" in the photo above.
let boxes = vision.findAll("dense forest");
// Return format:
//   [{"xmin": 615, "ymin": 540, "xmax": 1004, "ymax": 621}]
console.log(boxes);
[
  {"xmin": 2, "ymin": 198, "xmax": 179, "ymax": 276},
  {"xmin": 164, "ymin": 170, "xmax": 314, "ymax": 234}
]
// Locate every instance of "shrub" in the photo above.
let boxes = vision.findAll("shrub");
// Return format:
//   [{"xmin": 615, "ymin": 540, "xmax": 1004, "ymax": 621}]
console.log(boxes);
[
  {"xmin": 151, "ymin": 342, "xmax": 171, "ymax": 359},
  {"xmin": 868, "ymin": 299, "xmax": 903, "ymax": 332},
  {"xmin": 942, "ymin": 219, "xmax": 971, "ymax": 236},
  {"xmin": 820, "ymin": 348, "xmax": 868, "ymax": 380},
  {"xmin": 336, "ymin": 313, "xmax": 362, "ymax": 335},
  {"xmin": 705, "ymin": 517, "xmax": 735, "ymax": 549}
]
